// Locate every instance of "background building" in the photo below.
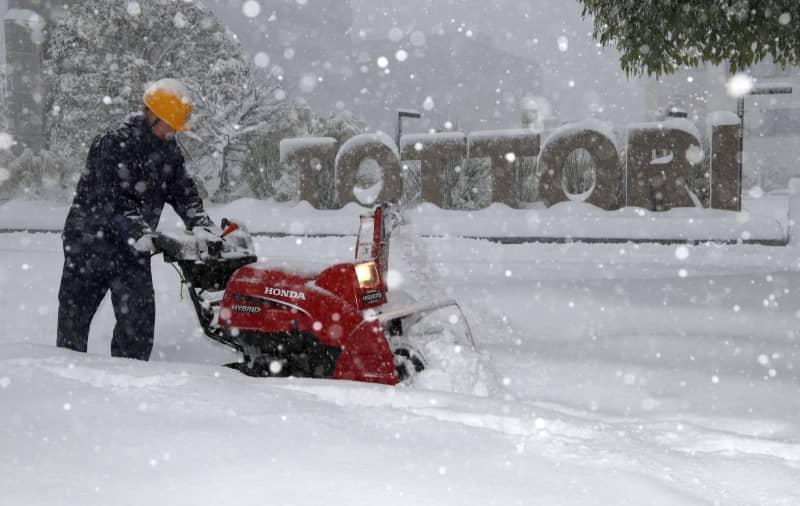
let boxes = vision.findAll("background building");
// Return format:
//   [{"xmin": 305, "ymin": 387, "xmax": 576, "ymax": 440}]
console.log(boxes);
[{"xmin": 2, "ymin": 0, "xmax": 74, "ymax": 153}]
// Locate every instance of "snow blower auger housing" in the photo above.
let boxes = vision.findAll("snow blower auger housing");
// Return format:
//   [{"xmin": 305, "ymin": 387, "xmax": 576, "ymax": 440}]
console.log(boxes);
[{"xmin": 155, "ymin": 204, "xmax": 474, "ymax": 385}]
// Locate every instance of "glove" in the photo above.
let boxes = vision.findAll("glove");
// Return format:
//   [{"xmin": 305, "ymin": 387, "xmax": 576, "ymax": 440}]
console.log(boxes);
[
  {"xmin": 132, "ymin": 233, "xmax": 156, "ymax": 253},
  {"xmin": 192, "ymin": 224, "xmax": 223, "ymax": 260}
]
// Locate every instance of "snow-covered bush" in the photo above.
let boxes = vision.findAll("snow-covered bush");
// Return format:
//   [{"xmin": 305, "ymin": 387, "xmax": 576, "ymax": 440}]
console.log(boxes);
[
  {"xmin": 562, "ymin": 148, "xmax": 596, "ymax": 196},
  {"xmin": 310, "ymin": 110, "xmax": 367, "ymax": 145},
  {"xmin": 400, "ymin": 157, "xmax": 491, "ymax": 210},
  {"xmin": 447, "ymin": 158, "xmax": 491, "ymax": 210},
  {"xmin": 400, "ymin": 132, "xmax": 468, "ymax": 209},
  {"xmin": 517, "ymin": 156, "xmax": 540, "ymax": 205},
  {"xmin": 467, "ymin": 129, "xmax": 541, "ymax": 208},
  {"xmin": 0, "ymin": 148, "xmax": 66, "ymax": 201},
  {"xmin": 401, "ymin": 160, "xmax": 422, "ymax": 205}
]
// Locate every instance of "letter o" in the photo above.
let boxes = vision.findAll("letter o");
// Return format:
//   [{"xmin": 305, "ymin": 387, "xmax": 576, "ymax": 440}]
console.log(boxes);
[
  {"xmin": 538, "ymin": 124, "xmax": 621, "ymax": 210},
  {"xmin": 335, "ymin": 133, "xmax": 402, "ymax": 208}
]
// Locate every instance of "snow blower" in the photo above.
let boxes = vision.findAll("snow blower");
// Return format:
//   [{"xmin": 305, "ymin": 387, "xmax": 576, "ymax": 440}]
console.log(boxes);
[{"xmin": 153, "ymin": 203, "xmax": 474, "ymax": 385}]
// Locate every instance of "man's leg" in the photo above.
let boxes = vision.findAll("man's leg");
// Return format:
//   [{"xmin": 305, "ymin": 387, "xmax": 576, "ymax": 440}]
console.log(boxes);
[
  {"xmin": 57, "ymin": 240, "xmax": 109, "ymax": 353},
  {"xmin": 109, "ymin": 255, "xmax": 155, "ymax": 360}
]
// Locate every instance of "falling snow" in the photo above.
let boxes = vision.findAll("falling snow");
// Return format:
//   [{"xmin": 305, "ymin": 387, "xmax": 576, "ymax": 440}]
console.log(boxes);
[
  {"xmin": 2, "ymin": 1, "xmax": 800, "ymax": 505},
  {"xmin": 726, "ymin": 73, "xmax": 754, "ymax": 98},
  {"xmin": 242, "ymin": 0, "xmax": 261, "ymax": 18}
]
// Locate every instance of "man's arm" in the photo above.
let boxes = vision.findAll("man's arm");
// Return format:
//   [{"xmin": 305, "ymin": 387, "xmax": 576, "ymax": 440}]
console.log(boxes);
[
  {"xmin": 166, "ymin": 151, "xmax": 214, "ymax": 230},
  {"xmin": 91, "ymin": 134, "xmax": 153, "ymax": 246}
]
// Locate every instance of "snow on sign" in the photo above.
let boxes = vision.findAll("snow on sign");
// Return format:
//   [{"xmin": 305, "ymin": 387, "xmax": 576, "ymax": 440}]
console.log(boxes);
[{"xmin": 283, "ymin": 114, "xmax": 741, "ymax": 212}]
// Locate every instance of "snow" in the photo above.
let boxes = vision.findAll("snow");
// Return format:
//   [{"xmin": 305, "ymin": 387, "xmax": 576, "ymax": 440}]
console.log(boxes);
[
  {"xmin": 5, "ymin": 8, "xmax": 43, "ymax": 22},
  {"xmin": 242, "ymin": 0, "xmax": 261, "ymax": 18},
  {"xmin": 707, "ymin": 110, "xmax": 741, "ymax": 127},
  {"xmin": 2, "ymin": 197, "xmax": 800, "ymax": 505},
  {"xmin": 400, "ymin": 132, "xmax": 466, "ymax": 154},
  {"xmin": 334, "ymin": 131, "xmax": 399, "ymax": 167},
  {"xmin": 5, "ymin": 8, "xmax": 44, "ymax": 29},
  {"xmin": 628, "ymin": 117, "xmax": 703, "ymax": 142},
  {"xmin": 467, "ymin": 128, "xmax": 539, "ymax": 144},
  {"xmin": 541, "ymin": 118, "xmax": 622, "ymax": 153},
  {"xmin": 467, "ymin": 129, "xmax": 540, "ymax": 157},
  {"xmin": 0, "ymin": 132, "xmax": 14, "ymax": 150},
  {"xmin": 405, "ymin": 201, "xmax": 785, "ymax": 242},
  {"xmin": 726, "ymin": 73, "xmax": 755, "ymax": 98},
  {"xmin": 4, "ymin": 0, "xmax": 800, "ymax": 500},
  {"xmin": 4, "ymin": 8, "xmax": 45, "ymax": 45},
  {"xmin": 279, "ymin": 137, "xmax": 337, "ymax": 162},
  {"xmin": 143, "ymin": 78, "xmax": 191, "ymax": 105},
  {"xmin": 0, "ymin": 197, "xmax": 787, "ymax": 243}
]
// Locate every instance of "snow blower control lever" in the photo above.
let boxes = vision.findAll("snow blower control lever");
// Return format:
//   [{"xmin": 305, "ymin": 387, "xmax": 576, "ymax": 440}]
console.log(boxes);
[{"xmin": 220, "ymin": 218, "xmax": 239, "ymax": 238}]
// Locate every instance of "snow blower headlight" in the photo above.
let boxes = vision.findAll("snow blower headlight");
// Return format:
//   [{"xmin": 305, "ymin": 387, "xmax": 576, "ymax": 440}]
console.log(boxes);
[{"xmin": 355, "ymin": 262, "xmax": 380, "ymax": 289}]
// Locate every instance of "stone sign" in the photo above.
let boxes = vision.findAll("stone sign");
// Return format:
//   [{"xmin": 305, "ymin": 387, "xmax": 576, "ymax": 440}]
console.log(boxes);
[{"xmin": 279, "ymin": 113, "xmax": 741, "ymax": 211}]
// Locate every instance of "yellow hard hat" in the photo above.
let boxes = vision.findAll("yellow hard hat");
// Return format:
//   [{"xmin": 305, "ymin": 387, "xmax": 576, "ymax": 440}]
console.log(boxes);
[{"xmin": 143, "ymin": 78, "xmax": 193, "ymax": 132}]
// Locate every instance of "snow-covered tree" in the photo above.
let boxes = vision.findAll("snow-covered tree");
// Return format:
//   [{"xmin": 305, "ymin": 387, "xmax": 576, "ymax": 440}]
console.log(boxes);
[
  {"xmin": 42, "ymin": 0, "xmax": 285, "ymax": 198},
  {"xmin": 579, "ymin": 1, "xmax": 800, "ymax": 76},
  {"xmin": 0, "ymin": 148, "xmax": 62, "ymax": 200},
  {"xmin": 241, "ymin": 117, "xmax": 304, "ymax": 201},
  {"xmin": 309, "ymin": 109, "xmax": 367, "ymax": 145},
  {"xmin": 188, "ymin": 67, "xmax": 289, "ymax": 201}
]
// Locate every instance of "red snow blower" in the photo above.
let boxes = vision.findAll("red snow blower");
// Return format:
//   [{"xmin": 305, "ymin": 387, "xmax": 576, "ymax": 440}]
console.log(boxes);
[{"xmin": 154, "ymin": 203, "xmax": 474, "ymax": 385}]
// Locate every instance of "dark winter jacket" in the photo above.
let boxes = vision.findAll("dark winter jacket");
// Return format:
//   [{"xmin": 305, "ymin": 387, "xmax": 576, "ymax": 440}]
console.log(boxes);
[{"xmin": 63, "ymin": 115, "xmax": 212, "ymax": 248}]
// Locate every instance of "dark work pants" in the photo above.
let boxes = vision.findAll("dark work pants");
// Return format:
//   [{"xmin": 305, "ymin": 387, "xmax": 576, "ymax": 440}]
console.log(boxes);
[{"xmin": 57, "ymin": 236, "xmax": 155, "ymax": 361}]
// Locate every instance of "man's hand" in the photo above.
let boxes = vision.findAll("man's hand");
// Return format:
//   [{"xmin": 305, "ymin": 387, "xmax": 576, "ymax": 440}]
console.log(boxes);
[
  {"xmin": 132, "ymin": 233, "xmax": 156, "ymax": 253},
  {"xmin": 192, "ymin": 224, "xmax": 223, "ymax": 260}
]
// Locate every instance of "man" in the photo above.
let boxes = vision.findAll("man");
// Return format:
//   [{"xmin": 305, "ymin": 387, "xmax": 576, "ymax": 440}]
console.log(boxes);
[{"xmin": 57, "ymin": 78, "xmax": 219, "ymax": 361}]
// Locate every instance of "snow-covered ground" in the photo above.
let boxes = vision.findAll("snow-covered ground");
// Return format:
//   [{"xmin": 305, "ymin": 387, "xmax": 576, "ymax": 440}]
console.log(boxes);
[
  {"xmin": 2, "ymin": 200, "xmax": 800, "ymax": 505},
  {"xmin": 0, "ymin": 195, "xmax": 790, "ymax": 243}
]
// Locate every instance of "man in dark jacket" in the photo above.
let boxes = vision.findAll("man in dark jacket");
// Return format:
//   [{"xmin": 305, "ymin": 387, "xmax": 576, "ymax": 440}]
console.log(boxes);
[{"xmin": 57, "ymin": 78, "xmax": 218, "ymax": 361}]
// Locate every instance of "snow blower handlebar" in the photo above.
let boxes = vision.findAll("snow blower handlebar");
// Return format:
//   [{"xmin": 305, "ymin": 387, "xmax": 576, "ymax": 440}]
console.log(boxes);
[
  {"xmin": 151, "ymin": 231, "xmax": 223, "ymax": 262},
  {"xmin": 151, "ymin": 219, "xmax": 256, "ymax": 264},
  {"xmin": 151, "ymin": 221, "xmax": 258, "ymax": 352}
]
